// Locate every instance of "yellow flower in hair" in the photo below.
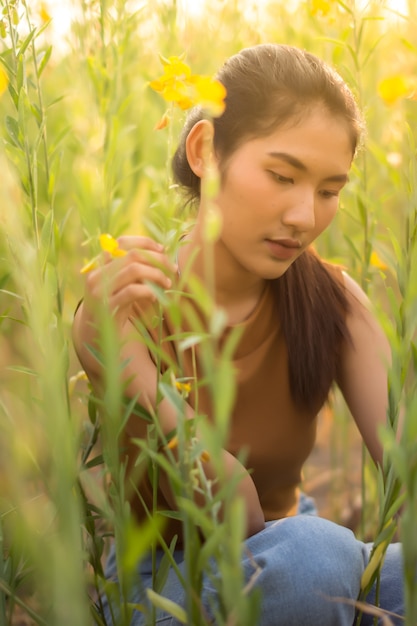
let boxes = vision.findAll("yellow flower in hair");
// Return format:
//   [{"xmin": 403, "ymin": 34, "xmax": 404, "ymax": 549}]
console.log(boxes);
[
  {"xmin": 190, "ymin": 75, "xmax": 227, "ymax": 117},
  {"xmin": 149, "ymin": 55, "xmax": 193, "ymax": 110},
  {"xmin": 150, "ymin": 54, "xmax": 227, "ymax": 119}
]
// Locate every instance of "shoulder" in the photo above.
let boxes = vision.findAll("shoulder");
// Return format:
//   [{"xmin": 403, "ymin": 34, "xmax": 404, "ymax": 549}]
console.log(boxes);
[
  {"xmin": 341, "ymin": 271, "xmax": 371, "ymax": 309},
  {"xmin": 337, "ymin": 271, "xmax": 390, "ymax": 364}
]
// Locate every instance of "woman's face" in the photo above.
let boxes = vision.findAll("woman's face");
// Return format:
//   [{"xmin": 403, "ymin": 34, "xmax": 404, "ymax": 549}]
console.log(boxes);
[{"xmin": 211, "ymin": 108, "xmax": 353, "ymax": 282}]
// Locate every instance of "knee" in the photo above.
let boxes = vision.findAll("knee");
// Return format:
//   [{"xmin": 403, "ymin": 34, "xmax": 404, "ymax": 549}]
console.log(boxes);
[{"xmin": 243, "ymin": 516, "xmax": 367, "ymax": 626}]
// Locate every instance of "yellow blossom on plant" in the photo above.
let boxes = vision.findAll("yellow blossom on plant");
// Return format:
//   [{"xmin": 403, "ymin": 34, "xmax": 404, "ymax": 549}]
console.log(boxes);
[
  {"xmin": 310, "ymin": 0, "xmax": 335, "ymax": 16},
  {"xmin": 0, "ymin": 64, "xmax": 9, "ymax": 96},
  {"xmin": 80, "ymin": 233, "xmax": 126, "ymax": 274},
  {"xmin": 378, "ymin": 75, "xmax": 413, "ymax": 106},
  {"xmin": 149, "ymin": 55, "xmax": 193, "ymax": 110},
  {"xmin": 99, "ymin": 233, "xmax": 127, "ymax": 257},
  {"xmin": 175, "ymin": 380, "xmax": 192, "ymax": 397},
  {"xmin": 160, "ymin": 55, "xmax": 191, "ymax": 81},
  {"xmin": 150, "ymin": 54, "xmax": 227, "ymax": 119},
  {"xmin": 190, "ymin": 75, "xmax": 227, "ymax": 117},
  {"xmin": 370, "ymin": 251, "xmax": 388, "ymax": 271},
  {"xmin": 39, "ymin": 2, "xmax": 51, "ymax": 23}
]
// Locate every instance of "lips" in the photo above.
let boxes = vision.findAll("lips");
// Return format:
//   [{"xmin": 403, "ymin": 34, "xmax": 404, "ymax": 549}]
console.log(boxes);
[{"xmin": 264, "ymin": 238, "xmax": 302, "ymax": 261}]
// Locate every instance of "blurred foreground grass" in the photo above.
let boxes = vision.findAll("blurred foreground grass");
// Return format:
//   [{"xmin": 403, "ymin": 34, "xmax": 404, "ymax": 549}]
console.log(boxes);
[{"xmin": 0, "ymin": 0, "xmax": 416, "ymax": 624}]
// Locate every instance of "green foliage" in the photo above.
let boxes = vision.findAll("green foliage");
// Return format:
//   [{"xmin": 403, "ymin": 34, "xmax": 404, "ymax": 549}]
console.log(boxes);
[{"xmin": 0, "ymin": 0, "xmax": 416, "ymax": 624}]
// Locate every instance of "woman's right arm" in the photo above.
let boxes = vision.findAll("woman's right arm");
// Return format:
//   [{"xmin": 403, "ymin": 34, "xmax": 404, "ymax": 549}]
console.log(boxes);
[{"xmin": 72, "ymin": 236, "xmax": 265, "ymax": 537}]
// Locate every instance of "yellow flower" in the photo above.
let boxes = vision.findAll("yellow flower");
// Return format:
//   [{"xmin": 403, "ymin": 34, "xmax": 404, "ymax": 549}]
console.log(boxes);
[
  {"xmin": 80, "ymin": 233, "xmax": 126, "ymax": 274},
  {"xmin": 39, "ymin": 2, "xmax": 51, "ymax": 23},
  {"xmin": 149, "ymin": 56, "xmax": 193, "ymax": 110},
  {"xmin": 190, "ymin": 75, "xmax": 227, "ymax": 117},
  {"xmin": 0, "ymin": 64, "xmax": 8, "ymax": 96},
  {"xmin": 160, "ymin": 55, "xmax": 192, "ymax": 81},
  {"xmin": 150, "ymin": 54, "xmax": 227, "ymax": 118},
  {"xmin": 99, "ymin": 233, "xmax": 126, "ymax": 257},
  {"xmin": 175, "ymin": 380, "xmax": 192, "ymax": 397},
  {"xmin": 378, "ymin": 75, "xmax": 413, "ymax": 106},
  {"xmin": 310, "ymin": 0, "xmax": 335, "ymax": 16},
  {"xmin": 370, "ymin": 251, "xmax": 388, "ymax": 271}
]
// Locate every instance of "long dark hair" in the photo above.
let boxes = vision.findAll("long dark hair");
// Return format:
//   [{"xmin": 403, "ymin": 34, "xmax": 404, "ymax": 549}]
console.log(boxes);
[{"xmin": 172, "ymin": 44, "xmax": 363, "ymax": 410}]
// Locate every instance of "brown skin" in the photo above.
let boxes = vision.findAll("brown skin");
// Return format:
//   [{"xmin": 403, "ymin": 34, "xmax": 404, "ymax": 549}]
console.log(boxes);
[
  {"xmin": 73, "ymin": 110, "xmax": 390, "ymax": 538},
  {"xmin": 72, "ymin": 239, "xmax": 265, "ymax": 538}
]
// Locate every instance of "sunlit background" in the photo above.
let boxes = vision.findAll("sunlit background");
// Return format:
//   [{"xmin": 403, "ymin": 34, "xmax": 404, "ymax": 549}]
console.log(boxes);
[{"xmin": 45, "ymin": 0, "xmax": 411, "ymax": 52}]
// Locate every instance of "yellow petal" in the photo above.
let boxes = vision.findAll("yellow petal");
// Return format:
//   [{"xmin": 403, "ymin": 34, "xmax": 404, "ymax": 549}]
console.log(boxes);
[
  {"xmin": 193, "ymin": 75, "xmax": 227, "ymax": 117},
  {"xmin": 0, "ymin": 64, "xmax": 9, "ymax": 96},
  {"xmin": 39, "ymin": 3, "xmax": 51, "ymax": 23},
  {"xmin": 165, "ymin": 435, "xmax": 179, "ymax": 451},
  {"xmin": 149, "ymin": 77, "xmax": 166, "ymax": 92},
  {"xmin": 80, "ymin": 256, "xmax": 99, "ymax": 274},
  {"xmin": 175, "ymin": 380, "xmax": 192, "ymax": 396},
  {"xmin": 370, "ymin": 251, "xmax": 388, "ymax": 271},
  {"xmin": 154, "ymin": 111, "xmax": 170, "ymax": 130},
  {"xmin": 200, "ymin": 450, "xmax": 211, "ymax": 463},
  {"xmin": 162, "ymin": 56, "xmax": 191, "ymax": 81},
  {"xmin": 378, "ymin": 75, "xmax": 411, "ymax": 106},
  {"xmin": 99, "ymin": 233, "xmax": 126, "ymax": 257},
  {"xmin": 310, "ymin": 0, "xmax": 333, "ymax": 16}
]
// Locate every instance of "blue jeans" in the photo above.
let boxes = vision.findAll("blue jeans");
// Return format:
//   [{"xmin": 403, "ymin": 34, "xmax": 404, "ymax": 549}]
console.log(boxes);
[{"xmin": 101, "ymin": 497, "xmax": 404, "ymax": 625}]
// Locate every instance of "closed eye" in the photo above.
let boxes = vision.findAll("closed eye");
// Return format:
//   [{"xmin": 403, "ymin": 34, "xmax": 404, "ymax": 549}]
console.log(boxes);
[
  {"xmin": 268, "ymin": 171, "xmax": 294, "ymax": 184},
  {"xmin": 319, "ymin": 189, "xmax": 341, "ymax": 199}
]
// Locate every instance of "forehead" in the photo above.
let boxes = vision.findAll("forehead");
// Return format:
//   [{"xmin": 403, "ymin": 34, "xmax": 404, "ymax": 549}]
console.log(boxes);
[{"xmin": 231, "ymin": 110, "xmax": 354, "ymax": 173}]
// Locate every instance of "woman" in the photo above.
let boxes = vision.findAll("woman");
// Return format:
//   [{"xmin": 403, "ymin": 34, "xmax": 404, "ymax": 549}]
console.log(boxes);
[{"xmin": 73, "ymin": 44, "xmax": 404, "ymax": 625}]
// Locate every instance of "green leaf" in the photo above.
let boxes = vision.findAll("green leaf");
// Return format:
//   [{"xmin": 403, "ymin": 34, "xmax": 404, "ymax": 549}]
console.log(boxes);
[
  {"xmin": 6, "ymin": 365, "xmax": 37, "ymax": 377},
  {"xmin": 39, "ymin": 209, "xmax": 54, "ymax": 275},
  {"xmin": 158, "ymin": 382, "xmax": 185, "ymax": 415},
  {"xmin": 5, "ymin": 116, "xmax": 22, "ymax": 148},
  {"xmin": 18, "ymin": 29, "xmax": 37, "ymax": 57},
  {"xmin": 146, "ymin": 589, "xmax": 187, "ymax": 624},
  {"xmin": 37, "ymin": 45, "xmax": 52, "ymax": 78}
]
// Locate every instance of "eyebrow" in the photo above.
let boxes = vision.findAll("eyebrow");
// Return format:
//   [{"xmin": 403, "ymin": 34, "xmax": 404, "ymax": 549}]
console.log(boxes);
[{"xmin": 267, "ymin": 151, "xmax": 350, "ymax": 184}]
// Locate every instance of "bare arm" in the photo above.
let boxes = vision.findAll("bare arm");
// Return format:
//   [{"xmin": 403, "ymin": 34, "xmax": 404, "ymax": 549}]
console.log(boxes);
[
  {"xmin": 336, "ymin": 272, "xmax": 392, "ymax": 467},
  {"xmin": 72, "ymin": 236, "xmax": 265, "ymax": 537}
]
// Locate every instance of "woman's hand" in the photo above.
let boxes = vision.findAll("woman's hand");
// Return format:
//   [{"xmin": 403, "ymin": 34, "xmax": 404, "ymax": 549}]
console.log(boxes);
[
  {"xmin": 73, "ymin": 235, "xmax": 177, "ymax": 377},
  {"xmin": 83, "ymin": 235, "xmax": 177, "ymax": 327}
]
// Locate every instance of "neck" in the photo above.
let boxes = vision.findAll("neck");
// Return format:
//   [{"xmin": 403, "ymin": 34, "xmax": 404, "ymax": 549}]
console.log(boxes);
[{"xmin": 178, "ymin": 226, "xmax": 266, "ymax": 324}]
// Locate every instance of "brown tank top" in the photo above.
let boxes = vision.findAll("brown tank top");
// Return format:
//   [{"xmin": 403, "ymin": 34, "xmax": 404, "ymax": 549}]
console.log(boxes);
[{"xmin": 124, "ymin": 275, "xmax": 331, "ymax": 542}]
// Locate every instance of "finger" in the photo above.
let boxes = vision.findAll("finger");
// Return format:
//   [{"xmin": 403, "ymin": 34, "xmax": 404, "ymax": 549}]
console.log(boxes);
[
  {"xmin": 111, "ymin": 261, "xmax": 173, "ymax": 297},
  {"xmin": 108, "ymin": 283, "xmax": 160, "ymax": 311},
  {"xmin": 125, "ymin": 248, "xmax": 178, "ymax": 276},
  {"xmin": 86, "ymin": 259, "xmax": 172, "ymax": 302},
  {"xmin": 117, "ymin": 236, "xmax": 164, "ymax": 253}
]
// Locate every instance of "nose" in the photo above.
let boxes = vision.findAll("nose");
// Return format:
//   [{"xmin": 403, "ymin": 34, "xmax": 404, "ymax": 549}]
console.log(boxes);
[{"xmin": 281, "ymin": 187, "xmax": 315, "ymax": 231}]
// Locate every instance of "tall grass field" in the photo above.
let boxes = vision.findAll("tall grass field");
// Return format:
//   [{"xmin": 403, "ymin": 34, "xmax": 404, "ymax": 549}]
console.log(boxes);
[{"xmin": 0, "ymin": 0, "xmax": 416, "ymax": 624}]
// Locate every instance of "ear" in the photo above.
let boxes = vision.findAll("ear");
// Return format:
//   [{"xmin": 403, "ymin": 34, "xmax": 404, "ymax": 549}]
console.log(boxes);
[{"xmin": 185, "ymin": 119, "xmax": 215, "ymax": 179}]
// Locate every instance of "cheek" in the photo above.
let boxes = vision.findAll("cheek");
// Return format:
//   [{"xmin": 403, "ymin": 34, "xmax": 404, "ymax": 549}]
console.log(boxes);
[{"xmin": 316, "ymin": 204, "xmax": 338, "ymax": 232}]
